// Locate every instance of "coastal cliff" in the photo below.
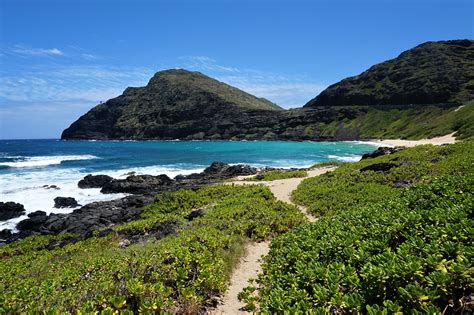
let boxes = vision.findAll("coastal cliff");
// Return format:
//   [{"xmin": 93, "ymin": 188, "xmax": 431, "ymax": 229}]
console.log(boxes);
[{"xmin": 62, "ymin": 40, "xmax": 474, "ymax": 141}]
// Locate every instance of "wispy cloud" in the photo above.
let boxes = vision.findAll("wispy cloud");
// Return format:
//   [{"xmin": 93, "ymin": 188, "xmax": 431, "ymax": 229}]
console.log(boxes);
[
  {"xmin": 0, "ymin": 47, "xmax": 326, "ymax": 138},
  {"xmin": 178, "ymin": 56, "xmax": 326, "ymax": 108},
  {"xmin": 0, "ymin": 62, "xmax": 154, "ymax": 139},
  {"xmin": 10, "ymin": 46, "xmax": 64, "ymax": 57},
  {"xmin": 0, "ymin": 65, "xmax": 153, "ymax": 106},
  {"xmin": 179, "ymin": 56, "xmax": 241, "ymax": 73},
  {"xmin": 81, "ymin": 53, "xmax": 99, "ymax": 60}
]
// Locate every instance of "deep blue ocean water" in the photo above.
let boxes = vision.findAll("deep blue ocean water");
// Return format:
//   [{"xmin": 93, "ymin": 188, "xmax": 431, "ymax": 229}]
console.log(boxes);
[{"xmin": 0, "ymin": 139, "xmax": 378, "ymax": 230}]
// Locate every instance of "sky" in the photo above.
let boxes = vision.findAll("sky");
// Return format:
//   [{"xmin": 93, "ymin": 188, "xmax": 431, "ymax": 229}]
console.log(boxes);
[{"xmin": 0, "ymin": 0, "xmax": 472, "ymax": 139}]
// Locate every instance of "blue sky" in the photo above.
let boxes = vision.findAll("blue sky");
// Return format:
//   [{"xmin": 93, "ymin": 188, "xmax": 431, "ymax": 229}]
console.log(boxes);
[{"xmin": 0, "ymin": 0, "xmax": 472, "ymax": 139}]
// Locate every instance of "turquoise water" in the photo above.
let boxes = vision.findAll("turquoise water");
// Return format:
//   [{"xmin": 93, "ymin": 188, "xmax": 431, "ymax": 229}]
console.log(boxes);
[{"xmin": 0, "ymin": 139, "xmax": 378, "ymax": 230}]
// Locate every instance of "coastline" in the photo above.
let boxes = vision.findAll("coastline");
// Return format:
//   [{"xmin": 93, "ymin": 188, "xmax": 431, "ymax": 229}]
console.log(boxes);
[{"xmin": 371, "ymin": 132, "xmax": 456, "ymax": 148}]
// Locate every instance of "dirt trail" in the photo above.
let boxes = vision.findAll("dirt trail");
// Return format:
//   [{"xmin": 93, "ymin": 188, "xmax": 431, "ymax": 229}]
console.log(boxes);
[{"xmin": 209, "ymin": 166, "xmax": 335, "ymax": 314}]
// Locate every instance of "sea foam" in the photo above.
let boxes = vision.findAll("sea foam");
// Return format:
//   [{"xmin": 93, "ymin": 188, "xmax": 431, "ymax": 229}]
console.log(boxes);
[
  {"xmin": 0, "ymin": 155, "xmax": 98, "ymax": 168},
  {"xmin": 0, "ymin": 165, "xmax": 205, "ymax": 231}
]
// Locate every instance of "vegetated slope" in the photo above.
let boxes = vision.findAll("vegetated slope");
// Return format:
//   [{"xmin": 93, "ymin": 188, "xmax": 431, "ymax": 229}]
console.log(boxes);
[
  {"xmin": 61, "ymin": 69, "xmax": 282, "ymax": 140},
  {"xmin": 310, "ymin": 101, "xmax": 474, "ymax": 140},
  {"xmin": 305, "ymin": 40, "xmax": 474, "ymax": 107},
  {"xmin": 242, "ymin": 140, "xmax": 473, "ymax": 313},
  {"xmin": 62, "ymin": 40, "xmax": 474, "ymax": 141},
  {"xmin": 0, "ymin": 185, "xmax": 305, "ymax": 313}
]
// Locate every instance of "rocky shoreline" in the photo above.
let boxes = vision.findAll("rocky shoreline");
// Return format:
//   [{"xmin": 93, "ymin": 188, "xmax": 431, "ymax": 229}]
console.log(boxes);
[
  {"xmin": 0, "ymin": 162, "xmax": 258, "ymax": 245},
  {"xmin": 0, "ymin": 145, "xmax": 403, "ymax": 246}
]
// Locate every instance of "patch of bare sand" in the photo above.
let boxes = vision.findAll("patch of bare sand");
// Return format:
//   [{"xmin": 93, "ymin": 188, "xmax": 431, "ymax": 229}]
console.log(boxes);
[
  {"xmin": 371, "ymin": 132, "xmax": 456, "ymax": 148},
  {"xmin": 209, "ymin": 241, "xmax": 270, "ymax": 314},
  {"xmin": 209, "ymin": 166, "xmax": 335, "ymax": 314}
]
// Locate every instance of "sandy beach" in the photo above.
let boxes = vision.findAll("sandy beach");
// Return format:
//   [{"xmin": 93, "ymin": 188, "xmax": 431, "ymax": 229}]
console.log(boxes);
[{"xmin": 371, "ymin": 132, "xmax": 457, "ymax": 147}]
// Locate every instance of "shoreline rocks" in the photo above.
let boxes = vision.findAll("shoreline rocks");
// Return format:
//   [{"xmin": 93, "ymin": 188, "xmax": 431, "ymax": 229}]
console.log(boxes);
[
  {"xmin": 93, "ymin": 161, "xmax": 258, "ymax": 195},
  {"xmin": 1, "ymin": 162, "xmax": 258, "ymax": 245},
  {"xmin": 361, "ymin": 146, "xmax": 404, "ymax": 159},
  {"xmin": 0, "ymin": 202, "xmax": 26, "ymax": 221},
  {"xmin": 101, "ymin": 174, "xmax": 174, "ymax": 194},
  {"xmin": 54, "ymin": 197, "xmax": 81, "ymax": 208},
  {"xmin": 78, "ymin": 174, "xmax": 113, "ymax": 188}
]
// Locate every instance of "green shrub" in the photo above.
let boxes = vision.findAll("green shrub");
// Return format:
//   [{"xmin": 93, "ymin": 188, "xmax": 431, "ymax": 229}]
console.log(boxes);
[
  {"xmin": 245, "ymin": 175, "xmax": 473, "ymax": 313},
  {"xmin": 0, "ymin": 184, "xmax": 305, "ymax": 313},
  {"xmin": 293, "ymin": 140, "xmax": 473, "ymax": 216},
  {"xmin": 243, "ymin": 140, "xmax": 474, "ymax": 313},
  {"xmin": 246, "ymin": 170, "xmax": 307, "ymax": 181}
]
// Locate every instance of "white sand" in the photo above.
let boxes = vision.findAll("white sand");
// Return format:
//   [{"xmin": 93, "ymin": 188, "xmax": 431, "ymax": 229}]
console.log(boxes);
[
  {"xmin": 210, "ymin": 166, "xmax": 335, "ymax": 314},
  {"xmin": 209, "ymin": 241, "xmax": 270, "ymax": 314},
  {"xmin": 371, "ymin": 132, "xmax": 456, "ymax": 148}
]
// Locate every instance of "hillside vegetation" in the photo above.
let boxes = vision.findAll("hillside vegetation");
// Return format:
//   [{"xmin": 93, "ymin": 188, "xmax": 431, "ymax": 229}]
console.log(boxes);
[
  {"xmin": 0, "ymin": 185, "xmax": 304, "ymax": 313},
  {"xmin": 242, "ymin": 140, "xmax": 473, "ymax": 313},
  {"xmin": 63, "ymin": 40, "xmax": 474, "ymax": 141},
  {"xmin": 313, "ymin": 102, "xmax": 474, "ymax": 140},
  {"xmin": 305, "ymin": 40, "xmax": 474, "ymax": 107},
  {"xmin": 61, "ymin": 69, "xmax": 282, "ymax": 140}
]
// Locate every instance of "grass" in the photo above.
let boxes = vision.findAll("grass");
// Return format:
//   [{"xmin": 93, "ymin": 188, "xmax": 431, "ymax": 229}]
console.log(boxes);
[
  {"xmin": 0, "ymin": 184, "xmax": 305, "ymax": 313},
  {"xmin": 316, "ymin": 101, "xmax": 474, "ymax": 140},
  {"xmin": 241, "ymin": 140, "xmax": 474, "ymax": 313},
  {"xmin": 245, "ymin": 169, "xmax": 308, "ymax": 181}
]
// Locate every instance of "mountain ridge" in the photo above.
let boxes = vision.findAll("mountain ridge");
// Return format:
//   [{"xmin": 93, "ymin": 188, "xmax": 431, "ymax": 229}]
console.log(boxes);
[
  {"xmin": 62, "ymin": 40, "xmax": 474, "ymax": 141},
  {"xmin": 305, "ymin": 39, "xmax": 474, "ymax": 107}
]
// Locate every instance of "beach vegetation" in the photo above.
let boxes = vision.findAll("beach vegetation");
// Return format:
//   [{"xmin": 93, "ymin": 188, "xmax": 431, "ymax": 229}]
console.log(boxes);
[
  {"xmin": 245, "ymin": 169, "xmax": 308, "ymax": 181},
  {"xmin": 242, "ymin": 140, "xmax": 474, "ymax": 313},
  {"xmin": 0, "ymin": 185, "xmax": 305, "ymax": 313}
]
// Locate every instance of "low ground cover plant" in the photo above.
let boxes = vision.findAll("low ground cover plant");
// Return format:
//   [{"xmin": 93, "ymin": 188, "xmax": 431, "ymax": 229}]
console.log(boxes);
[
  {"xmin": 246, "ymin": 169, "xmax": 308, "ymax": 181},
  {"xmin": 293, "ymin": 140, "xmax": 473, "ymax": 216},
  {"xmin": 0, "ymin": 184, "xmax": 305, "ymax": 313},
  {"xmin": 241, "ymin": 140, "xmax": 473, "ymax": 313}
]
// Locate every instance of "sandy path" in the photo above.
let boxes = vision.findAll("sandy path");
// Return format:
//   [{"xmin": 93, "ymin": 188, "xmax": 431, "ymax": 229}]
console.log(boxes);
[
  {"xmin": 210, "ymin": 134, "xmax": 457, "ymax": 313},
  {"xmin": 209, "ymin": 241, "xmax": 270, "ymax": 314},
  {"xmin": 209, "ymin": 166, "xmax": 335, "ymax": 314},
  {"xmin": 371, "ymin": 132, "xmax": 456, "ymax": 148}
]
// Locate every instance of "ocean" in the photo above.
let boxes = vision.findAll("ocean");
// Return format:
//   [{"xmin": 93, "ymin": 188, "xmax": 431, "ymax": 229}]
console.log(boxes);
[{"xmin": 0, "ymin": 139, "xmax": 379, "ymax": 230}]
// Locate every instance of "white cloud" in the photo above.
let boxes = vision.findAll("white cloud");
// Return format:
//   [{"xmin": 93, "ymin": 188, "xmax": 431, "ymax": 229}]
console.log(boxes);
[
  {"xmin": 11, "ymin": 46, "xmax": 64, "ymax": 57},
  {"xmin": 81, "ymin": 53, "xmax": 98, "ymax": 60},
  {"xmin": 0, "ymin": 65, "xmax": 153, "ymax": 105},
  {"xmin": 179, "ymin": 55, "xmax": 241, "ymax": 73}
]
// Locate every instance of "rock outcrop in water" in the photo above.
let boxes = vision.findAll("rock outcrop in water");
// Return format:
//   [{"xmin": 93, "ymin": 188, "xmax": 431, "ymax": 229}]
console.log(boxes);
[
  {"xmin": 54, "ymin": 197, "xmax": 81, "ymax": 208},
  {"xmin": 78, "ymin": 174, "xmax": 113, "ymax": 188},
  {"xmin": 0, "ymin": 202, "xmax": 25, "ymax": 221},
  {"xmin": 96, "ymin": 162, "xmax": 257, "ymax": 194},
  {"xmin": 2, "ymin": 162, "xmax": 258, "ymax": 244}
]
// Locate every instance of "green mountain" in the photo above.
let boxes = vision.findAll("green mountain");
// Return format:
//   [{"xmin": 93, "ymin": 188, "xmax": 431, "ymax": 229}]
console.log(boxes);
[
  {"xmin": 305, "ymin": 40, "xmax": 474, "ymax": 107},
  {"xmin": 62, "ymin": 40, "xmax": 474, "ymax": 141},
  {"xmin": 61, "ymin": 69, "xmax": 282, "ymax": 140}
]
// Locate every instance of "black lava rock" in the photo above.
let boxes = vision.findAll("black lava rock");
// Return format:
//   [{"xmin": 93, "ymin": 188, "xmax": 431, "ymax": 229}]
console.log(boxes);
[
  {"xmin": 54, "ymin": 197, "xmax": 81, "ymax": 208},
  {"xmin": 185, "ymin": 209, "xmax": 205, "ymax": 221},
  {"xmin": 0, "ymin": 202, "xmax": 25, "ymax": 221},
  {"xmin": 4, "ymin": 162, "xmax": 259, "ymax": 245},
  {"xmin": 0, "ymin": 229, "xmax": 12, "ymax": 241},
  {"xmin": 101, "ymin": 174, "xmax": 174, "ymax": 194},
  {"xmin": 361, "ymin": 147, "xmax": 404, "ymax": 160},
  {"xmin": 78, "ymin": 174, "xmax": 113, "ymax": 189},
  {"xmin": 17, "ymin": 211, "xmax": 49, "ymax": 231}
]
